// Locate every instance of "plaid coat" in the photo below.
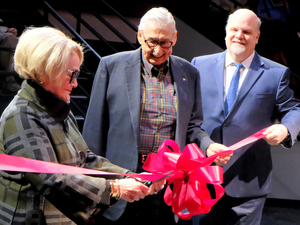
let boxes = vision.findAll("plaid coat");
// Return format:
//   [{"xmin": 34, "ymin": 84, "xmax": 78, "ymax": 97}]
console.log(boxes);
[{"xmin": 0, "ymin": 80, "xmax": 128, "ymax": 224}]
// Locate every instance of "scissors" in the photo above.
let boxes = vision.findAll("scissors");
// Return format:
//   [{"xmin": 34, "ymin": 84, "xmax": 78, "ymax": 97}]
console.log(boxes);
[{"xmin": 135, "ymin": 171, "xmax": 174, "ymax": 187}]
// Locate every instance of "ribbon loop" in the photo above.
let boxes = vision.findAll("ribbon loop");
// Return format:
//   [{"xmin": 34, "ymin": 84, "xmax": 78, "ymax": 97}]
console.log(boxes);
[{"xmin": 143, "ymin": 140, "xmax": 227, "ymax": 220}]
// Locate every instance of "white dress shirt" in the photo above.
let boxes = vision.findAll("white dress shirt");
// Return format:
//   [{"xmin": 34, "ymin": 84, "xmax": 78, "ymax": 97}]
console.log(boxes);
[{"xmin": 224, "ymin": 51, "xmax": 255, "ymax": 101}]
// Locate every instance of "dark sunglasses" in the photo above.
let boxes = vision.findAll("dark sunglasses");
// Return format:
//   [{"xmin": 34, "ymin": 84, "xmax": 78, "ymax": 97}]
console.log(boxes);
[{"xmin": 67, "ymin": 69, "xmax": 80, "ymax": 83}]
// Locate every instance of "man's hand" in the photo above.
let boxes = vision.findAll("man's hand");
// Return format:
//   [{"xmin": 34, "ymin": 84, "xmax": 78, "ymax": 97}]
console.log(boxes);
[
  {"xmin": 206, "ymin": 143, "xmax": 232, "ymax": 166},
  {"xmin": 263, "ymin": 124, "xmax": 289, "ymax": 145},
  {"xmin": 7, "ymin": 28, "xmax": 17, "ymax": 36}
]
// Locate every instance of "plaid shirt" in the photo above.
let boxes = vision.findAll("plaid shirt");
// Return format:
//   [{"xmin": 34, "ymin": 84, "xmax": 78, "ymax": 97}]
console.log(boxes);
[
  {"xmin": 139, "ymin": 56, "xmax": 177, "ymax": 155},
  {"xmin": 0, "ymin": 80, "xmax": 127, "ymax": 225}
]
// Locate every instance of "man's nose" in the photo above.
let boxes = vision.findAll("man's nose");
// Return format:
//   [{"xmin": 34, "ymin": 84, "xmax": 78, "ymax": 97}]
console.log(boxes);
[
  {"xmin": 153, "ymin": 44, "xmax": 164, "ymax": 52},
  {"xmin": 235, "ymin": 30, "xmax": 243, "ymax": 39}
]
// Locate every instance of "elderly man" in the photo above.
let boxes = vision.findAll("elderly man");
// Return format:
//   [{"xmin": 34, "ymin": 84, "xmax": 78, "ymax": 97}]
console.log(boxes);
[
  {"xmin": 191, "ymin": 8, "xmax": 300, "ymax": 225},
  {"xmin": 83, "ymin": 7, "xmax": 226, "ymax": 225}
]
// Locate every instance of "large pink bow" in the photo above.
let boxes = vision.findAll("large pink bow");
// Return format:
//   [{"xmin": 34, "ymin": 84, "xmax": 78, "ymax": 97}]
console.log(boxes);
[{"xmin": 143, "ymin": 139, "xmax": 233, "ymax": 220}]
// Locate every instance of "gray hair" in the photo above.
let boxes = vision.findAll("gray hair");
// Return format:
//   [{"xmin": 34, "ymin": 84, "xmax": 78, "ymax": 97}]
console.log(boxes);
[{"xmin": 138, "ymin": 7, "xmax": 176, "ymax": 32}]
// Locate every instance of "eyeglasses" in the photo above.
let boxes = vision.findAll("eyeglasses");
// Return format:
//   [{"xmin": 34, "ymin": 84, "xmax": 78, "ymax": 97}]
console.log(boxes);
[
  {"xmin": 142, "ymin": 32, "xmax": 173, "ymax": 49},
  {"xmin": 67, "ymin": 69, "xmax": 80, "ymax": 83}
]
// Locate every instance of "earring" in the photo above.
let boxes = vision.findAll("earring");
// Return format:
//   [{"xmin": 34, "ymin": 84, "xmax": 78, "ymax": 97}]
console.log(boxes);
[{"xmin": 37, "ymin": 78, "xmax": 43, "ymax": 85}]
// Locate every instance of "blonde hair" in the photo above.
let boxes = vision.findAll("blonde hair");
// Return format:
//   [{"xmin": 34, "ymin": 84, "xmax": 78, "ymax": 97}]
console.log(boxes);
[{"xmin": 14, "ymin": 27, "xmax": 84, "ymax": 82}]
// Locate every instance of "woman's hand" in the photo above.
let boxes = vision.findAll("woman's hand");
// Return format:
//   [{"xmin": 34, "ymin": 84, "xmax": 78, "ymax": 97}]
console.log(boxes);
[
  {"xmin": 149, "ymin": 179, "xmax": 166, "ymax": 195},
  {"xmin": 139, "ymin": 172, "xmax": 166, "ymax": 195},
  {"xmin": 118, "ymin": 178, "xmax": 150, "ymax": 202}
]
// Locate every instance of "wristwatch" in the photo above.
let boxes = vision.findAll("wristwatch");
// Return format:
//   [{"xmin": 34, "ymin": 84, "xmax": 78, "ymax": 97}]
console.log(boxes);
[{"xmin": 281, "ymin": 133, "xmax": 291, "ymax": 144}]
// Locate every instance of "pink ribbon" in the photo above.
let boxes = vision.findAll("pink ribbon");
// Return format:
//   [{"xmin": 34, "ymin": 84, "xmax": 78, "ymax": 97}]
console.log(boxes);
[
  {"xmin": 228, "ymin": 127, "xmax": 268, "ymax": 150},
  {"xmin": 0, "ymin": 127, "xmax": 268, "ymax": 219},
  {"xmin": 143, "ymin": 140, "xmax": 226, "ymax": 220},
  {"xmin": 0, "ymin": 153, "xmax": 170, "ymax": 182},
  {"xmin": 142, "ymin": 127, "xmax": 268, "ymax": 219}
]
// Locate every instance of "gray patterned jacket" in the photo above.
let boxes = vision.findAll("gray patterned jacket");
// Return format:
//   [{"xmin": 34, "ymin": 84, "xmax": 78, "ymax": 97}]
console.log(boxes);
[{"xmin": 0, "ymin": 80, "xmax": 128, "ymax": 224}]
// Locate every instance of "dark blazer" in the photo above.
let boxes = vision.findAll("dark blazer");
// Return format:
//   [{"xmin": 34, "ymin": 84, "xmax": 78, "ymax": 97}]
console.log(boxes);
[
  {"xmin": 83, "ymin": 48, "xmax": 213, "ymax": 220},
  {"xmin": 191, "ymin": 51, "xmax": 300, "ymax": 198}
]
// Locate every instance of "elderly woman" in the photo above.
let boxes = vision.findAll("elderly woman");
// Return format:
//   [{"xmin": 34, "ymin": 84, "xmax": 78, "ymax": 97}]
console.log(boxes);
[{"xmin": 0, "ymin": 27, "xmax": 164, "ymax": 225}]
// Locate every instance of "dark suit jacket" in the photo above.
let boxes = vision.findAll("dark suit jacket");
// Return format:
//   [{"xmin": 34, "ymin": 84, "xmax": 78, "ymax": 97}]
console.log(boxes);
[
  {"xmin": 191, "ymin": 51, "xmax": 300, "ymax": 198},
  {"xmin": 83, "ymin": 48, "xmax": 213, "ymax": 220}
]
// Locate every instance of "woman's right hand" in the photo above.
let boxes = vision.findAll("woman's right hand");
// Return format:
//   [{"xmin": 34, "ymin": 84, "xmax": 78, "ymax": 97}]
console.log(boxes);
[{"xmin": 118, "ymin": 178, "xmax": 150, "ymax": 202}]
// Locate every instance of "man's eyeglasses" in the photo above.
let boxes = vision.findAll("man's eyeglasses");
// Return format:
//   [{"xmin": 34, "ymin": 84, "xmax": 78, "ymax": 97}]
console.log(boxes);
[
  {"xmin": 67, "ymin": 69, "xmax": 80, "ymax": 84},
  {"xmin": 142, "ymin": 32, "xmax": 173, "ymax": 49}
]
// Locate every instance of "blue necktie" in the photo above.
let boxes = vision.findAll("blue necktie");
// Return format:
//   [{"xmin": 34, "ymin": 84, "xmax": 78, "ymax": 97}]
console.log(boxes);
[{"xmin": 225, "ymin": 62, "xmax": 244, "ymax": 115}]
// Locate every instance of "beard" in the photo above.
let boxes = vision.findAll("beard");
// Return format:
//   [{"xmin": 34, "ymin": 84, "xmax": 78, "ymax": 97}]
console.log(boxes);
[{"xmin": 230, "ymin": 43, "xmax": 246, "ymax": 55}]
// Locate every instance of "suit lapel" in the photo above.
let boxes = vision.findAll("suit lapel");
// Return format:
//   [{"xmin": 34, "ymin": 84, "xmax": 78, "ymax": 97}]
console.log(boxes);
[
  {"xmin": 124, "ymin": 49, "xmax": 142, "ymax": 146},
  {"xmin": 213, "ymin": 52, "xmax": 226, "ymax": 114},
  {"xmin": 233, "ymin": 53, "xmax": 264, "ymax": 111},
  {"xmin": 170, "ymin": 56, "xmax": 188, "ymax": 149},
  {"xmin": 171, "ymin": 56, "xmax": 188, "ymax": 106}
]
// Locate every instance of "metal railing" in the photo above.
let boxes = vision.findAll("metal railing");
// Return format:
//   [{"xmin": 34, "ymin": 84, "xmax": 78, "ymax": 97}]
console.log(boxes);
[
  {"xmin": 42, "ymin": 0, "xmax": 139, "ymax": 121},
  {"xmin": 78, "ymin": 0, "xmax": 137, "ymax": 50},
  {"xmin": 43, "ymin": 1, "xmax": 101, "ymax": 61}
]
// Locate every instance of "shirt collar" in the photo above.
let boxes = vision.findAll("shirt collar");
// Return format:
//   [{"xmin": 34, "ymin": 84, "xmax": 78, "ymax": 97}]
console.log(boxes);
[{"xmin": 225, "ymin": 51, "xmax": 255, "ymax": 69}]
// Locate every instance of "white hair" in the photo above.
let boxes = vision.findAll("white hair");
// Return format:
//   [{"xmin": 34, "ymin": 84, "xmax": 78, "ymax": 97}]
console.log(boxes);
[{"xmin": 138, "ymin": 7, "xmax": 176, "ymax": 32}]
